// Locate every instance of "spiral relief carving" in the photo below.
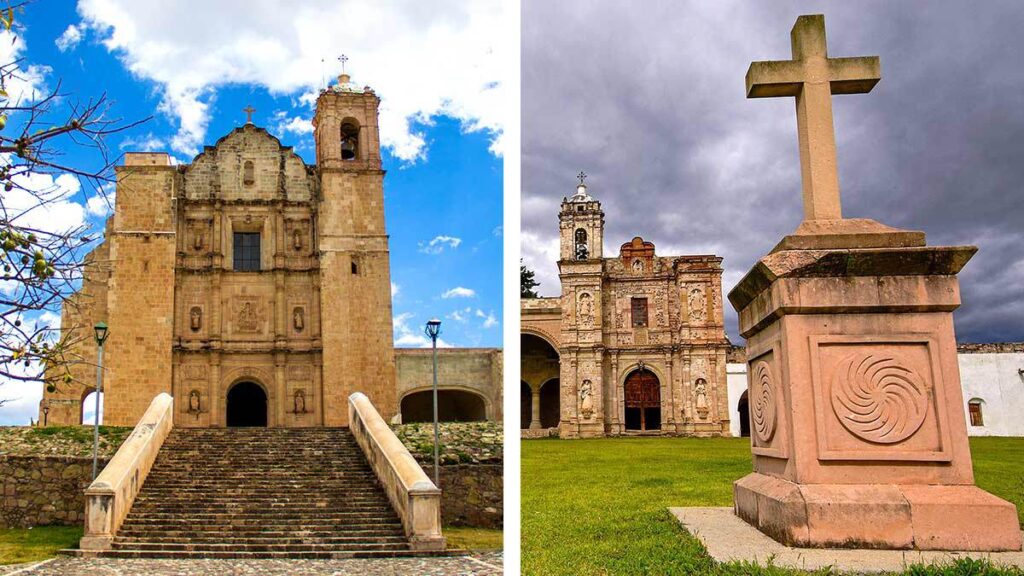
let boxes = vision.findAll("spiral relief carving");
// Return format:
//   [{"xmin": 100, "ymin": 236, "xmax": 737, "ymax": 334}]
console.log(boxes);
[
  {"xmin": 830, "ymin": 353, "xmax": 929, "ymax": 444},
  {"xmin": 751, "ymin": 361, "xmax": 776, "ymax": 443}
]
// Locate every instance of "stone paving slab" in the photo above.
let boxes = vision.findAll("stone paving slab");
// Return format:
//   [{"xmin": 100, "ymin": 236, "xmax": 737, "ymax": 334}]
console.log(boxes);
[
  {"xmin": 0, "ymin": 552, "xmax": 503, "ymax": 575},
  {"xmin": 670, "ymin": 507, "xmax": 1024, "ymax": 573}
]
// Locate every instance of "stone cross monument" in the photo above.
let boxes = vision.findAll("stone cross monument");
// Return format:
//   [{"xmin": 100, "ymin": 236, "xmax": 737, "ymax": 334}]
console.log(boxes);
[{"xmin": 729, "ymin": 14, "xmax": 1021, "ymax": 551}]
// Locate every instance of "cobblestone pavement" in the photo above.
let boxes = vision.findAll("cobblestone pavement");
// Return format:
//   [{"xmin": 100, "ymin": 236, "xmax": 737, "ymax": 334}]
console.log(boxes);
[{"xmin": 0, "ymin": 552, "xmax": 504, "ymax": 576}]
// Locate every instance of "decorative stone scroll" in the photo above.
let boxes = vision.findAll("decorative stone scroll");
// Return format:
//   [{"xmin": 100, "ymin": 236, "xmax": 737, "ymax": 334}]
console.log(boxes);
[
  {"xmin": 830, "ymin": 352, "xmax": 929, "ymax": 444},
  {"xmin": 751, "ymin": 361, "xmax": 776, "ymax": 443}
]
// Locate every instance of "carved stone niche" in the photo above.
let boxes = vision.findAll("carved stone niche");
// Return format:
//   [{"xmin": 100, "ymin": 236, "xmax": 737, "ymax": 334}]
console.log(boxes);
[
  {"xmin": 292, "ymin": 306, "xmax": 305, "ymax": 333},
  {"xmin": 189, "ymin": 306, "xmax": 203, "ymax": 332},
  {"xmin": 285, "ymin": 219, "xmax": 309, "ymax": 254},
  {"xmin": 232, "ymin": 296, "xmax": 266, "ymax": 334},
  {"xmin": 186, "ymin": 219, "xmax": 211, "ymax": 253}
]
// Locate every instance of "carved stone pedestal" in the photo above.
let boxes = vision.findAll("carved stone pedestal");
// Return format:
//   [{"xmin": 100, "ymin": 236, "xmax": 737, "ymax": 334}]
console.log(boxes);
[{"xmin": 728, "ymin": 239, "xmax": 1022, "ymax": 552}]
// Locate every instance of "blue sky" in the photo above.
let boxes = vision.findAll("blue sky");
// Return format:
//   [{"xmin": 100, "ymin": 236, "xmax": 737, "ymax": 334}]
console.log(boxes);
[{"xmin": 0, "ymin": 0, "xmax": 504, "ymax": 424}]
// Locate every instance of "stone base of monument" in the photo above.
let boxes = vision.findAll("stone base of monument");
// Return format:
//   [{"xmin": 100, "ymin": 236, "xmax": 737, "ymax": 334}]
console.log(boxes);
[
  {"xmin": 733, "ymin": 474, "xmax": 1022, "ymax": 551},
  {"xmin": 670, "ymin": 507, "xmax": 1024, "ymax": 572}
]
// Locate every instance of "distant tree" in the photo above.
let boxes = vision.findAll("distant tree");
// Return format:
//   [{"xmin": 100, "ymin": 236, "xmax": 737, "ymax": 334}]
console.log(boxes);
[
  {"xmin": 521, "ymin": 260, "xmax": 539, "ymax": 298},
  {"xmin": 0, "ymin": 4, "xmax": 146, "ymax": 391}
]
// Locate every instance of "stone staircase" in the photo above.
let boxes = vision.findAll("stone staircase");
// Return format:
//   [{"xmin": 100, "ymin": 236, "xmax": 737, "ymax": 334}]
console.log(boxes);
[{"xmin": 90, "ymin": 427, "xmax": 443, "ymax": 559}]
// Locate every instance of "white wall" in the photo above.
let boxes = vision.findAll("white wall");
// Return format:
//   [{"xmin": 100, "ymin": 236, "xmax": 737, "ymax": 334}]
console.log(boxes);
[
  {"xmin": 958, "ymin": 352, "xmax": 1024, "ymax": 437},
  {"xmin": 725, "ymin": 352, "xmax": 1024, "ymax": 438},
  {"xmin": 726, "ymin": 363, "xmax": 748, "ymax": 438}
]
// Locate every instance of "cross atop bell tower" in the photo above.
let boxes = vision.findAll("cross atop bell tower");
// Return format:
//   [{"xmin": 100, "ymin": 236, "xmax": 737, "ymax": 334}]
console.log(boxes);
[
  {"xmin": 559, "ymin": 171, "xmax": 604, "ymax": 262},
  {"xmin": 312, "ymin": 62, "xmax": 381, "ymax": 170},
  {"xmin": 746, "ymin": 14, "xmax": 880, "ymax": 221}
]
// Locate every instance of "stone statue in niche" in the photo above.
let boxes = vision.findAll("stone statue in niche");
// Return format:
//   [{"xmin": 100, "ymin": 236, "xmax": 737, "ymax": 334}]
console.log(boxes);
[
  {"xmin": 293, "ymin": 307, "xmax": 305, "ymax": 332},
  {"xmin": 237, "ymin": 302, "xmax": 258, "ymax": 332},
  {"xmin": 632, "ymin": 258, "xmax": 643, "ymax": 274},
  {"xmin": 189, "ymin": 306, "xmax": 202, "ymax": 332},
  {"xmin": 294, "ymin": 389, "xmax": 307, "ymax": 414},
  {"xmin": 695, "ymin": 378, "xmax": 709, "ymax": 419},
  {"xmin": 688, "ymin": 287, "xmax": 707, "ymax": 323},
  {"xmin": 192, "ymin": 231, "xmax": 204, "ymax": 251},
  {"xmin": 577, "ymin": 292, "xmax": 594, "ymax": 327},
  {"xmin": 188, "ymin": 390, "xmax": 201, "ymax": 414},
  {"xmin": 579, "ymin": 380, "xmax": 594, "ymax": 419},
  {"xmin": 292, "ymin": 229, "xmax": 303, "ymax": 251}
]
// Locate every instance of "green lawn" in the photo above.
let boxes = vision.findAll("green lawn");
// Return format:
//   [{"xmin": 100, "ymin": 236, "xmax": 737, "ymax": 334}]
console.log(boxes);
[
  {"xmin": 0, "ymin": 526, "xmax": 81, "ymax": 565},
  {"xmin": 444, "ymin": 526, "xmax": 503, "ymax": 550},
  {"xmin": 522, "ymin": 436, "xmax": 1024, "ymax": 576}
]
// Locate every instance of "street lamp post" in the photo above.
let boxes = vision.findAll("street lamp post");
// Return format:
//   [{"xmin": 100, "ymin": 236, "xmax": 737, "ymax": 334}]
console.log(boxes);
[
  {"xmin": 92, "ymin": 322, "xmax": 109, "ymax": 480},
  {"xmin": 424, "ymin": 319, "xmax": 441, "ymax": 487}
]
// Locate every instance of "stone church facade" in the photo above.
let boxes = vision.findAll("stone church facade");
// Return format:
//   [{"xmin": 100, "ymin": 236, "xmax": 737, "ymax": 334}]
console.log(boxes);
[
  {"xmin": 40, "ymin": 73, "xmax": 397, "ymax": 428},
  {"xmin": 521, "ymin": 180, "xmax": 732, "ymax": 438}
]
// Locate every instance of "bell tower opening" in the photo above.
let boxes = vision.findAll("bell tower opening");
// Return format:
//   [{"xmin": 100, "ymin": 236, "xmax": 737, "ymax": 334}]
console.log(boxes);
[
  {"xmin": 226, "ymin": 381, "xmax": 268, "ymax": 427},
  {"xmin": 340, "ymin": 120, "xmax": 359, "ymax": 160},
  {"xmin": 559, "ymin": 171, "xmax": 604, "ymax": 262}
]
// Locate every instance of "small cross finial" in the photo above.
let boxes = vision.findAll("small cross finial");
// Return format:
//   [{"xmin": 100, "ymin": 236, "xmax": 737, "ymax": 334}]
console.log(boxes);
[
  {"xmin": 338, "ymin": 54, "xmax": 349, "ymax": 74},
  {"xmin": 577, "ymin": 171, "xmax": 587, "ymax": 186},
  {"xmin": 242, "ymin": 105, "xmax": 256, "ymax": 124}
]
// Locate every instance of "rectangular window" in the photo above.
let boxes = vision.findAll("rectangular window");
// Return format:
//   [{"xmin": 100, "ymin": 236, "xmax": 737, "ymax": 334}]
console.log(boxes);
[
  {"xmin": 631, "ymin": 297, "xmax": 648, "ymax": 328},
  {"xmin": 968, "ymin": 402, "xmax": 984, "ymax": 427},
  {"xmin": 233, "ymin": 232, "xmax": 261, "ymax": 271}
]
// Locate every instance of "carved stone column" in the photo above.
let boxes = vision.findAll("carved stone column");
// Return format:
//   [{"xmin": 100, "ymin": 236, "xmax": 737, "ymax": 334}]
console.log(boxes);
[
  {"xmin": 209, "ymin": 352, "xmax": 221, "ymax": 427},
  {"xmin": 274, "ymin": 352, "xmax": 287, "ymax": 428},
  {"xmin": 529, "ymin": 386, "xmax": 542, "ymax": 430}
]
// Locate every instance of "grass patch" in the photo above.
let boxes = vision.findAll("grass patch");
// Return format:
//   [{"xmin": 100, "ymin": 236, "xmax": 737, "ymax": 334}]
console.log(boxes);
[
  {"xmin": 0, "ymin": 526, "xmax": 81, "ymax": 565},
  {"xmin": 522, "ymin": 436, "xmax": 1024, "ymax": 575},
  {"xmin": 444, "ymin": 526, "xmax": 503, "ymax": 550}
]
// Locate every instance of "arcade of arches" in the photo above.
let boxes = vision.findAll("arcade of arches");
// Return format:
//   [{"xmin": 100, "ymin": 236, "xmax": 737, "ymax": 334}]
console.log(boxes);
[
  {"xmin": 400, "ymin": 389, "xmax": 487, "ymax": 423},
  {"xmin": 521, "ymin": 334, "xmax": 560, "ymax": 430}
]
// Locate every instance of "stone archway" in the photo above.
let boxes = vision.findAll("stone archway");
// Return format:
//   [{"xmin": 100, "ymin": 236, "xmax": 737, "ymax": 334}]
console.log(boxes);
[
  {"xmin": 539, "ymin": 378, "xmax": 560, "ymax": 428},
  {"xmin": 738, "ymin": 390, "xmax": 750, "ymax": 437},
  {"xmin": 226, "ymin": 381, "xmax": 268, "ymax": 427},
  {"xmin": 400, "ymin": 389, "xmax": 487, "ymax": 423},
  {"xmin": 624, "ymin": 369, "xmax": 661, "ymax": 431}
]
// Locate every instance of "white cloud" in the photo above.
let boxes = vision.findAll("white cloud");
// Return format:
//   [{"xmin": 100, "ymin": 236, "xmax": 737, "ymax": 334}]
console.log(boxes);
[
  {"xmin": 76, "ymin": 0, "xmax": 506, "ymax": 159},
  {"xmin": 56, "ymin": 24, "xmax": 84, "ymax": 52},
  {"xmin": 418, "ymin": 235, "xmax": 462, "ymax": 255},
  {"xmin": 391, "ymin": 282, "xmax": 400, "ymax": 297},
  {"xmin": 492, "ymin": 225, "xmax": 503, "ymax": 236},
  {"xmin": 0, "ymin": 30, "xmax": 49, "ymax": 105},
  {"xmin": 392, "ymin": 311, "xmax": 452, "ymax": 348},
  {"xmin": 1, "ymin": 161, "xmax": 87, "ymax": 234},
  {"xmin": 476, "ymin": 308, "xmax": 498, "ymax": 329},
  {"xmin": 273, "ymin": 111, "xmax": 314, "ymax": 135},
  {"xmin": 441, "ymin": 286, "xmax": 475, "ymax": 299},
  {"xmin": 120, "ymin": 133, "xmax": 166, "ymax": 152}
]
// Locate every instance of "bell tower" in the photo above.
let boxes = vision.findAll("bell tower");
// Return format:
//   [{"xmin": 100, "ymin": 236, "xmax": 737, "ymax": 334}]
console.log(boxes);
[
  {"xmin": 313, "ymin": 69, "xmax": 396, "ymax": 425},
  {"xmin": 559, "ymin": 172, "xmax": 604, "ymax": 262},
  {"xmin": 557, "ymin": 172, "xmax": 607, "ymax": 438}
]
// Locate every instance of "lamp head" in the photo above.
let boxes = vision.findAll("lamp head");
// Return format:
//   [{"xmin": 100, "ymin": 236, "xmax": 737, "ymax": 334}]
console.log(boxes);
[
  {"xmin": 94, "ymin": 322, "xmax": 109, "ymax": 346},
  {"xmin": 425, "ymin": 318, "xmax": 442, "ymax": 339}
]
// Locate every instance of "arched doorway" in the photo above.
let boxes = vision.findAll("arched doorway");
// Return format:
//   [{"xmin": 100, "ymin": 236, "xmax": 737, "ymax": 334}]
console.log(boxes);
[
  {"xmin": 624, "ymin": 369, "xmax": 660, "ymax": 431},
  {"xmin": 400, "ymin": 390, "xmax": 487, "ymax": 423},
  {"xmin": 738, "ymin": 390, "xmax": 750, "ymax": 437},
  {"xmin": 520, "ymin": 382, "xmax": 532, "ymax": 429},
  {"xmin": 539, "ymin": 379, "xmax": 560, "ymax": 428},
  {"xmin": 227, "ymin": 381, "xmax": 268, "ymax": 427}
]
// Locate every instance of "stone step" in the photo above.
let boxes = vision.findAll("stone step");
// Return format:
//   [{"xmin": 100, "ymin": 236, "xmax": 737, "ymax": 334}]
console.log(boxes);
[
  {"xmin": 66, "ymin": 549, "xmax": 454, "ymax": 560},
  {"xmin": 117, "ymin": 528, "xmax": 405, "ymax": 539},
  {"xmin": 114, "ymin": 532, "xmax": 409, "ymax": 541},
  {"xmin": 111, "ymin": 541, "xmax": 410, "ymax": 552}
]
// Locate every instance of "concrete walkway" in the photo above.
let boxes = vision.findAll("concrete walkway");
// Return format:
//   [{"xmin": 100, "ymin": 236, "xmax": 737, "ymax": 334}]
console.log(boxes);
[
  {"xmin": 671, "ymin": 507, "xmax": 1024, "ymax": 573},
  {"xmin": 0, "ymin": 552, "xmax": 503, "ymax": 576}
]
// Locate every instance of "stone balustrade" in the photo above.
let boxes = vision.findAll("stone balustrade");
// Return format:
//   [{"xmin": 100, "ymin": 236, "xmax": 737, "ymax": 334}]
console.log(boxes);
[
  {"xmin": 348, "ymin": 392, "xmax": 445, "ymax": 551},
  {"xmin": 79, "ymin": 393, "xmax": 174, "ymax": 551}
]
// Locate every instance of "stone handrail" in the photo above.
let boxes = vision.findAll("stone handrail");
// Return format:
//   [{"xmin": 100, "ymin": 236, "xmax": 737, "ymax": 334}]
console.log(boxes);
[
  {"xmin": 348, "ymin": 392, "xmax": 445, "ymax": 551},
  {"xmin": 80, "ymin": 393, "xmax": 174, "ymax": 551}
]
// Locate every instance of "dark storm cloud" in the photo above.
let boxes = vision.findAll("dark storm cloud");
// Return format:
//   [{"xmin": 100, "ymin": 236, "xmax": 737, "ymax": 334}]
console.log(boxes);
[{"xmin": 522, "ymin": 0, "xmax": 1024, "ymax": 343}]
